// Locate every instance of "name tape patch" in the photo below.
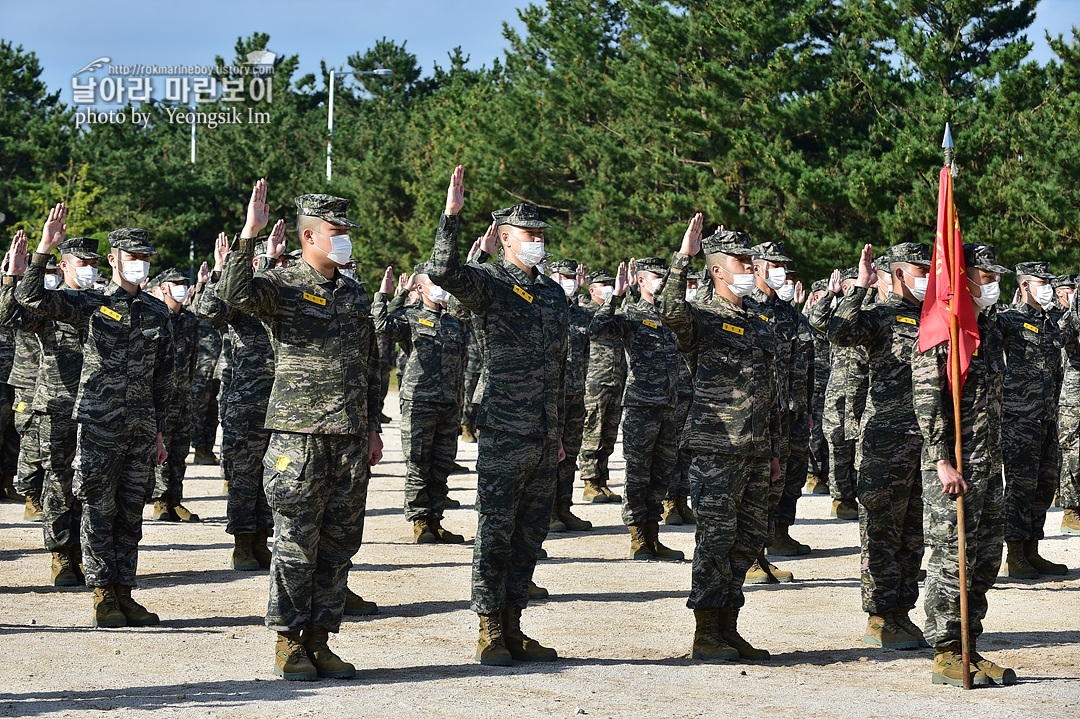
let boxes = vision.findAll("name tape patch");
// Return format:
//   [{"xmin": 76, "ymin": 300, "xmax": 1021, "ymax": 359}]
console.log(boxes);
[
  {"xmin": 723, "ymin": 322, "xmax": 745, "ymax": 336},
  {"xmin": 99, "ymin": 306, "xmax": 121, "ymax": 321},
  {"xmin": 758, "ymin": 314, "xmax": 770, "ymax": 322},
  {"xmin": 276, "ymin": 455, "xmax": 291, "ymax": 471},
  {"xmin": 513, "ymin": 285, "xmax": 533, "ymax": 303},
  {"xmin": 1023, "ymin": 322, "xmax": 1039, "ymax": 333},
  {"xmin": 303, "ymin": 292, "xmax": 327, "ymax": 306},
  {"xmin": 15, "ymin": 401, "xmax": 26, "ymax": 413},
  {"xmin": 642, "ymin": 319, "xmax": 658, "ymax": 329},
  {"xmin": 418, "ymin": 318, "xmax": 435, "ymax": 328},
  {"xmin": 897, "ymin": 316, "xmax": 917, "ymax": 325}
]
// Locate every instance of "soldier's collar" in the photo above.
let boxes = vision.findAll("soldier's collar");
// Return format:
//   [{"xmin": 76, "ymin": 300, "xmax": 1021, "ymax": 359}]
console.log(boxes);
[
  {"xmin": 499, "ymin": 256, "xmax": 540, "ymax": 286},
  {"xmin": 293, "ymin": 256, "xmax": 338, "ymax": 290},
  {"xmin": 1015, "ymin": 300, "xmax": 1044, "ymax": 317}
]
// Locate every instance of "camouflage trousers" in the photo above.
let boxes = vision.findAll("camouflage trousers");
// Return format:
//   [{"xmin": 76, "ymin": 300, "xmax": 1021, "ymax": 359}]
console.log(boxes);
[
  {"xmin": 809, "ymin": 398, "xmax": 828, "ymax": 478},
  {"xmin": 73, "ymin": 423, "xmax": 156, "ymax": 588},
  {"xmin": 377, "ymin": 334, "xmax": 394, "ymax": 417},
  {"xmin": 401, "ymin": 399, "xmax": 460, "ymax": 521},
  {"xmin": 922, "ymin": 468, "xmax": 1003, "ymax": 649},
  {"xmin": 828, "ymin": 436, "xmax": 857, "ymax": 504},
  {"xmin": 263, "ymin": 431, "xmax": 370, "ymax": 633},
  {"xmin": 766, "ymin": 410, "xmax": 791, "ymax": 541},
  {"xmin": 13, "ymin": 389, "xmax": 44, "ymax": 496},
  {"xmin": 777, "ymin": 408, "xmax": 810, "ymax": 526},
  {"xmin": 472, "ymin": 429, "xmax": 557, "ymax": 615},
  {"xmin": 687, "ymin": 452, "xmax": 770, "ymax": 609},
  {"xmin": 1058, "ymin": 407, "xmax": 1080, "ymax": 510},
  {"xmin": 1002, "ymin": 414, "xmax": 1060, "ymax": 541},
  {"xmin": 189, "ymin": 376, "xmax": 220, "ymax": 450},
  {"xmin": 0, "ymin": 384, "xmax": 18, "ymax": 475},
  {"xmin": 666, "ymin": 393, "xmax": 693, "ymax": 500},
  {"xmin": 577, "ymin": 383, "xmax": 622, "ymax": 487},
  {"xmin": 855, "ymin": 430, "xmax": 924, "ymax": 614},
  {"xmin": 40, "ymin": 412, "xmax": 81, "ymax": 551},
  {"xmin": 152, "ymin": 405, "xmax": 193, "ymax": 504},
  {"xmin": 556, "ymin": 393, "xmax": 586, "ymax": 504},
  {"xmin": 621, "ymin": 405, "xmax": 679, "ymax": 526},
  {"xmin": 221, "ymin": 403, "xmax": 273, "ymax": 535}
]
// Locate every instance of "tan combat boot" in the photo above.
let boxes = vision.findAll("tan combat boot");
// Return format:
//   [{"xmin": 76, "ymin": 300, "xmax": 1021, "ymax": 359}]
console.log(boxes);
[
  {"xmin": 344, "ymin": 587, "xmax": 379, "ymax": 616},
  {"xmin": 745, "ymin": 559, "xmax": 773, "ymax": 585},
  {"xmin": 582, "ymin": 480, "xmax": 610, "ymax": 503},
  {"xmin": 971, "ymin": 642, "xmax": 1018, "ymax": 685},
  {"xmin": 92, "ymin": 586, "xmax": 128, "ymax": 628},
  {"xmin": 1024, "ymin": 540, "xmax": 1068, "ymax": 576},
  {"xmin": 252, "ymin": 530, "xmax": 273, "ymax": 568},
  {"xmin": 0, "ymin": 472, "xmax": 21, "ymax": 502},
  {"xmin": 528, "ymin": 580, "xmax": 549, "ymax": 601},
  {"xmin": 1062, "ymin": 508, "xmax": 1080, "ymax": 535},
  {"xmin": 1005, "ymin": 541, "xmax": 1039, "ymax": 579},
  {"xmin": 601, "ymin": 486, "xmax": 622, "ymax": 502},
  {"xmin": 413, "ymin": 519, "xmax": 437, "ymax": 544},
  {"xmin": 628, "ymin": 525, "xmax": 654, "ymax": 560},
  {"xmin": 555, "ymin": 501, "xmax": 592, "ymax": 531},
  {"xmin": 274, "ymin": 631, "xmax": 318, "ymax": 680},
  {"xmin": 894, "ymin": 609, "xmax": 929, "ymax": 648},
  {"xmin": 193, "ymin": 444, "xmax": 219, "ymax": 465},
  {"xmin": 804, "ymin": 473, "xmax": 829, "ymax": 494},
  {"xmin": 153, "ymin": 500, "xmax": 175, "ymax": 521},
  {"xmin": 548, "ymin": 512, "xmax": 567, "ymax": 533},
  {"xmin": 646, "ymin": 522, "xmax": 685, "ymax": 560},
  {"xmin": 169, "ymin": 502, "xmax": 200, "ymax": 523},
  {"xmin": 767, "ymin": 523, "xmax": 811, "ymax": 556},
  {"xmin": 864, "ymin": 613, "xmax": 919, "ymax": 649},
  {"xmin": 431, "ymin": 518, "xmax": 465, "ymax": 544},
  {"xmin": 661, "ymin": 498, "xmax": 684, "ymax": 526},
  {"xmin": 231, "ymin": 533, "xmax": 260, "ymax": 571},
  {"xmin": 460, "ymin": 424, "xmax": 477, "ymax": 443},
  {"xmin": 476, "ymin": 613, "xmax": 513, "ymax": 666},
  {"xmin": 115, "ymin": 584, "xmax": 159, "ymax": 626},
  {"xmin": 932, "ymin": 643, "xmax": 990, "ymax": 687},
  {"xmin": 302, "ymin": 628, "xmax": 355, "ymax": 678},
  {"xmin": 502, "ymin": 606, "xmax": 557, "ymax": 662},
  {"xmin": 831, "ymin": 499, "xmax": 859, "ymax": 520},
  {"xmin": 676, "ymin": 496, "xmax": 696, "ymax": 524},
  {"xmin": 691, "ymin": 608, "xmax": 739, "ymax": 661},
  {"xmin": 23, "ymin": 491, "xmax": 42, "ymax": 522},
  {"xmin": 51, "ymin": 550, "xmax": 78, "ymax": 587},
  {"xmin": 719, "ymin": 607, "xmax": 770, "ymax": 660}
]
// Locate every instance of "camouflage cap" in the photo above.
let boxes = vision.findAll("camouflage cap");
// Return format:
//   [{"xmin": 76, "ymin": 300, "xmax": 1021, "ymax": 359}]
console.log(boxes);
[
  {"xmin": 585, "ymin": 268, "xmax": 615, "ymax": 285},
  {"xmin": 1052, "ymin": 274, "xmax": 1077, "ymax": 290},
  {"xmin": 254, "ymin": 240, "xmax": 268, "ymax": 256},
  {"xmin": 287, "ymin": 248, "xmax": 303, "ymax": 259},
  {"xmin": 886, "ymin": 242, "xmax": 932, "ymax": 267},
  {"xmin": 963, "ymin": 244, "xmax": 1011, "ymax": 274},
  {"xmin": 107, "ymin": 228, "xmax": 157, "ymax": 255},
  {"xmin": 491, "ymin": 202, "xmax": 550, "ymax": 229},
  {"xmin": 873, "ymin": 255, "xmax": 892, "ymax": 272},
  {"xmin": 750, "ymin": 241, "xmax": 793, "ymax": 264},
  {"xmin": 413, "ymin": 261, "xmax": 430, "ymax": 276},
  {"xmin": 58, "ymin": 236, "xmax": 102, "ymax": 260},
  {"xmin": 1014, "ymin": 261, "xmax": 1055, "ymax": 280},
  {"xmin": 548, "ymin": 259, "xmax": 578, "ymax": 276},
  {"xmin": 811, "ymin": 279, "xmax": 828, "ymax": 293},
  {"xmin": 701, "ymin": 229, "xmax": 753, "ymax": 257},
  {"xmin": 635, "ymin": 256, "xmax": 667, "ymax": 276},
  {"xmin": 841, "ymin": 267, "xmax": 859, "ymax": 281},
  {"xmin": 688, "ymin": 269, "xmax": 705, "ymax": 281},
  {"xmin": 294, "ymin": 194, "xmax": 361, "ymax": 228},
  {"xmin": 45, "ymin": 254, "xmax": 59, "ymax": 270},
  {"xmin": 151, "ymin": 267, "xmax": 189, "ymax": 287}
]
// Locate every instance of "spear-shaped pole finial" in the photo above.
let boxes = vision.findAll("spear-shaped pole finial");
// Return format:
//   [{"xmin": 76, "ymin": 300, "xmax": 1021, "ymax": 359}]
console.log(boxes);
[{"xmin": 942, "ymin": 122, "xmax": 955, "ymax": 172}]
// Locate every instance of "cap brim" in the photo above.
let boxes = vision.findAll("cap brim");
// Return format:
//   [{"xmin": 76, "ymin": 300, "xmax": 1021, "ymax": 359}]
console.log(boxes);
[
  {"xmin": 497, "ymin": 219, "xmax": 551, "ymax": 229},
  {"xmin": 588, "ymin": 275, "xmax": 616, "ymax": 284},
  {"xmin": 112, "ymin": 244, "xmax": 157, "ymax": 256},
  {"xmin": 67, "ymin": 250, "xmax": 103, "ymax": 260},
  {"xmin": 755, "ymin": 253, "xmax": 793, "ymax": 263},
  {"xmin": 974, "ymin": 262, "xmax": 1012, "ymax": 274},
  {"xmin": 715, "ymin": 246, "xmax": 754, "ymax": 256}
]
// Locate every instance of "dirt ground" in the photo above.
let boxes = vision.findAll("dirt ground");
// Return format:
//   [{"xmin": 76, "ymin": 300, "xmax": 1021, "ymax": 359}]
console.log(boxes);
[{"xmin": 2, "ymin": 390, "xmax": 1079, "ymax": 718}]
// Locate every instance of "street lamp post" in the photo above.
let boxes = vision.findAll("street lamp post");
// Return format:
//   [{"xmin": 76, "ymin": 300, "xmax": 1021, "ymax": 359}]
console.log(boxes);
[{"xmin": 326, "ymin": 67, "xmax": 393, "ymax": 184}]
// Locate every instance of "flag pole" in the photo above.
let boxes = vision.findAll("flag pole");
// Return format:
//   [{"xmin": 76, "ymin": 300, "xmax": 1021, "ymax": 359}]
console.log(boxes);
[{"xmin": 943, "ymin": 124, "xmax": 972, "ymax": 690}]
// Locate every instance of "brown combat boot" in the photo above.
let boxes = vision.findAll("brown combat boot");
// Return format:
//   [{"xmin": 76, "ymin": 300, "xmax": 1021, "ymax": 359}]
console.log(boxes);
[
  {"xmin": 971, "ymin": 641, "xmax": 1018, "ymax": 685},
  {"xmin": 115, "ymin": 584, "xmax": 159, "ymax": 626},
  {"xmin": 0, "ymin": 472, "xmax": 21, "ymax": 502},
  {"xmin": 628, "ymin": 525, "xmax": 654, "ymax": 560},
  {"xmin": 460, "ymin": 424, "xmax": 477, "ymax": 443},
  {"xmin": 691, "ymin": 608, "xmax": 739, "ymax": 661},
  {"xmin": 153, "ymin": 500, "xmax": 176, "ymax": 521},
  {"xmin": 193, "ymin": 444, "xmax": 219, "ymax": 465},
  {"xmin": 302, "ymin": 628, "xmax": 355, "ymax": 678},
  {"xmin": 1062, "ymin": 508, "xmax": 1080, "ymax": 535},
  {"xmin": 444, "ymin": 495, "xmax": 461, "ymax": 509},
  {"xmin": 831, "ymin": 499, "xmax": 859, "ymax": 520},
  {"xmin": 528, "ymin": 580, "xmax": 549, "ymax": 600},
  {"xmin": 555, "ymin": 501, "xmax": 592, "ymax": 531},
  {"xmin": 804, "ymin": 473, "xmax": 829, "ymax": 494},
  {"xmin": 645, "ymin": 522, "xmax": 685, "ymax": 560},
  {"xmin": 231, "ymin": 533, "xmax": 260, "ymax": 571},
  {"xmin": 864, "ymin": 613, "xmax": 919, "ymax": 649},
  {"xmin": 92, "ymin": 586, "xmax": 127, "ymax": 628},
  {"xmin": 601, "ymin": 486, "xmax": 622, "ymax": 502},
  {"xmin": 767, "ymin": 523, "xmax": 811, "ymax": 556},
  {"xmin": 413, "ymin": 518, "xmax": 437, "ymax": 544},
  {"xmin": 661, "ymin": 498, "xmax": 683, "ymax": 526},
  {"xmin": 718, "ymin": 607, "xmax": 770, "ymax": 660},
  {"xmin": 1024, "ymin": 540, "xmax": 1068, "ymax": 576},
  {"xmin": 582, "ymin": 480, "xmax": 610, "ymax": 504},
  {"xmin": 894, "ymin": 609, "xmax": 929, "ymax": 648},
  {"xmin": 274, "ymin": 631, "xmax": 318, "ymax": 680},
  {"xmin": 23, "ymin": 491, "xmax": 42, "ymax": 522},
  {"xmin": 676, "ymin": 495, "xmax": 696, "ymax": 524},
  {"xmin": 502, "ymin": 606, "xmax": 558, "ymax": 662},
  {"xmin": 51, "ymin": 550, "xmax": 79, "ymax": 587},
  {"xmin": 252, "ymin": 530, "xmax": 273, "ymax": 568},
  {"xmin": 548, "ymin": 512, "xmax": 566, "ymax": 533},
  {"xmin": 1005, "ymin": 540, "xmax": 1039, "ymax": 579},
  {"xmin": 169, "ymin": 502, "xmax": 200, "ymax": 523},
  {"xmin": 932, "ymin": 643, "xmax": 990, "ymax": 687},
  {"xmin": 344, "ymin": 587, "xmax": 379, "ymax": 616},
  {"xmin": 476, "ymin": 613, "xmax": 513, "ymax": 665},
  {"xmin": 431, "ymin": 518, "xmax": 465, "ymax": 544}
]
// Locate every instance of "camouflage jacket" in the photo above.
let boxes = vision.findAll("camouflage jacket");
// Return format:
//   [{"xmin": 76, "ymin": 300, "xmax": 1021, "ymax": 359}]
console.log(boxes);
[
  {"xmin": 584, "ymin": 300, "xmax": 627, "ymax": 394},
  {"xmin": 372, "ymin": 291, "xmax": 466, "ymax": 405},
  {"xmin": 745, "ymin": 287, "xmax": 799, "ymax": 413},
  {"xmin": 167, "ymin": 308, "xmax": 200, "ymax": 405},
  {"xmin": 16, "ymin": 252, "xmax": 173, "ymax": 435},
  {"xmin": 591, "ymin": 294, "xmax": 679, "ymax": 408},
  {"xmin": 427, "ymin": 213, "xmax": 567, "ymax": 441},
  {"xmin": 1058, "ymin": 294, "xmax": 1080, "ymax": 408},
  {"xmin": 0, "ymin": 326, "xmax": 14, "ymax": 386},
  {"xmin": 913, "ymin": 308, "xmax": 1004, "ymax": 473},
  {"xmin": 6, "ymin": 328, "xmax": 41, "ymax": 391},
  {"xmin": 193, "ymin": 275, "xmax": 274, "ymax": 410},
  {"xmin": 193, "ymin": 316, "xmax": 223, "ymax": 383},
  {"xmin": 808, "ymin": 317, "xmax": 830, "ymax": 412},
  {"xmin": 658, "ymin": 252, "xmax": 780, "ymax": 458},
  {"xmin": 829, "ymin": 286, "xmax": 922, "ymax": 436},
  {"xmin": 217, "ymin": 238, "xmax": 380, "ymax": 436},
  {"xmin": 564, "ymin": 300, "xmax": 590, "ymax": 397},
  {"xmin": 998, "ymin": 301, "xmax": 1063, "ymax": 420},
  {"xmin": 0, "ymin": 279, "xmax": 87, "ymax": 416},
  {"xmin": 791, "ymin": 312, "xmax": 815, "ymax": 415}
]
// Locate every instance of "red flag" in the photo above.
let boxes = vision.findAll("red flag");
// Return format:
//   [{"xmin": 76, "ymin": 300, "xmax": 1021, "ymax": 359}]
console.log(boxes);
[{"xmin": 918, "ymin": 165, "xmax": 980, "ymax": 390}]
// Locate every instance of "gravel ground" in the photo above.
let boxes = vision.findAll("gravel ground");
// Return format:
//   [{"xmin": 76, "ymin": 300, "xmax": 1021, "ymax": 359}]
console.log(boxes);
[{"xmin": 2, "ymin": 390, "xmax": 1079, "ymax": 718}]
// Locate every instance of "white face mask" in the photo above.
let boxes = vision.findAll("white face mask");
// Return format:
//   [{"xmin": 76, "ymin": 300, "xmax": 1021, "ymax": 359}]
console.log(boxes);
[
  {"xmin": 777, "ymin": 283, "xmax": 796, "ymax": 302},
  {"xmin": 766, "ymin": 266, "xmax": 787, "ymax": 290},
  {"xmin": 726, "ymin": 271, "xmax": 757, "ymax": 298},
  {"xmin": 312, "ymin": 231, "xmax": 353, "ymax": 266},
  {"xmin": 973, "ymin": 280, "xmax": 1000, "ymax": 308},
  {"xmin": 44, "ymin": 274, "xmax": 61, "ymax": 290},
  {"xmin": 905, "ymin": 272, "xmax": 928, "ymax": 302},
  {"xmin": 74, "ymin": 266, "xmax": 98, "ymax": 289},
  {"xmin": 560, "ymin": 278, "xmax": 577, "ymax": 297},
  {"xmin": 599, "ymin": 285, "xmax": 614, "ymax": 302},
  {"xmin": 685, "ymin": 288, "xmax": 697, "ymax": 303},
  {"xmin": 1034, "ymin": 283, "xmax": 1054, "ymax": 308},
  {"xmin": 647, "ymin": 277, "xmax": 663, "ymax": 295},
  {"xmin": 512, "ymin": 240, "xmax": 546, "ymax": 268},
  {"xmin": 831, "ymin": 296, "xmax": 840, "ymax": 309},
  {"xmin": 169, "ymin": 284, "xmax": 189, "ymax": 303},
  {"xmin": 120, "ymin": 259, "xmax": 149, "ymax": 284},
  {"xmin": 426, "ymin": 285, "xmax": 450, "ymax": 304}
]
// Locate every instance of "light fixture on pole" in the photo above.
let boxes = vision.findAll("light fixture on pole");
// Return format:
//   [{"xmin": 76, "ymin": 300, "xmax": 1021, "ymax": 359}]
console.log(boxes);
[{"xmin": 326, "ymin": 67, "xmax": 394, "ymax": 183}]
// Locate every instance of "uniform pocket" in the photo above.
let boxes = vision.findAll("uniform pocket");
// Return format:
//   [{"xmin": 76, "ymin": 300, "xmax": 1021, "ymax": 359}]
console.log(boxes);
[{"xmin": 262, "ymin": 432, "xmax": 309, "ymax": 518}]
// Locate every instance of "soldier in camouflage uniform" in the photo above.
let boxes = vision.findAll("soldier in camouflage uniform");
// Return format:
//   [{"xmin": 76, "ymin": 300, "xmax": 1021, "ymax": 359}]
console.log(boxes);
[
  {"xmin": 1049, "ymin": 274, "xmax": 1074, "ymax": 327},
  {"xmin": 0, "ymin": 296, "xmax": 18, "ymax": 503},
  {"xmin": 804, "ymin": 279, "xmax": 831, "ymax": 494},
  {"xmin": 1058, "ymin": 280, "xmax": 1080, "ymax": 535},
  {"xmin": 829, "ymin": 242, "xmax": 931, "ymax": 650},
  {"xmin": 190, "ymin": 318, "xmax": 222, "ymax": 465},
  {"xmin": 998, "ymin": 261, "xmax": 1067, "ymax": 578},
  {"xmin": 658, "ymin": 218, "xmax": 781, "ymax": 662},
  {"xmin": 912, "ymin": 243, "xmax": 1014, "ymax": 687},
  {"xmin": 578, "ymin": 268, "xmax": 625, "ymax": 504},
  {"xmin": 9, "ymin": 255, "xmax": 49, "ymax": 522},
  {"xmin": 218, "ymin": 181, "xmax": 382, "ymax": 681},
  {"xmin": 428, "ymin": 167, "xmax": 567, "ymax": 666},
  {"xmin": 663, "ymin": 268, "xmax": 699, "ymax": 526},
  {"xmin": 20, "ymin": 205, "xmax": 172, "ymax": 629},
  {"xmin": 460, "ymin": 325, "xmax": 481, "ymax": 442},
  {"xmin": 372, "ymin": 262, "xmax": 467, "ymax": 544},
  {"xmin": 593, "ymin": 256, "xmax": 684, "ymax": 561}
]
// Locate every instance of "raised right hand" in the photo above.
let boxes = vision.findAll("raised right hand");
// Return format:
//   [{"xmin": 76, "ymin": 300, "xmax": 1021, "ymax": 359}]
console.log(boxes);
[{"xmin": 39, "ymin": 203, "xmax": 66, "ymax": 254}]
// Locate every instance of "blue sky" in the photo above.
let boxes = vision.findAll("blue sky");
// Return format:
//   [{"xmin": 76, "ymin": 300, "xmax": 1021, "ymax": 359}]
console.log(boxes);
[{"xmin": 3, "ymin": 0, "xmax": 1079, "ymax": 102}]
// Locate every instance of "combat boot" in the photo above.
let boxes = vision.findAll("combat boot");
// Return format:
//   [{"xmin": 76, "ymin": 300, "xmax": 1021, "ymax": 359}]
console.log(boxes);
[
  {"xmin": 51, "ymin": 550, "xmax": 79, "ymax": 587},
  {"xmin": 344, "ymin": 587, "xmax": 379, "ymax": 616},
  {"xmin": 971, "ymin": 643, "xmax": 1017, "ymax": 685},
  {"xmin": 536, "ymin": 546, "xmax": 548, "ymax": 560},
  {"xmin": 222, "ymin": 479, "xmax": 229, "ymax": 494},
  {"xmin": 302, "ymin": 628, "xmax": 355, "ymax": 678},
  {"xmin": 661, "ymin": 498, "xmax": 683, "ymax": 526},
  {"xmin": 413, "ymin": 519, "xmax": 437, "ymax": 544},
  {"xmin": 932, "ymin": 643, "xmax": 990, "ymax": 687},
  {"xmin": 555, "ymin": 501, "xmax": 592, "ymax": 531},
  {"xmin": 252, "ymin": 530, "xmax": 273, "ymax": 568},
  {"xmin": 230, "ymin": 533, "xmax": 260, "ymax": 571},
  {"xmin": 71, "ymin": 545, "xmax": 85, "ymax": 584},
  {"xmin": 449, "ymin": 462, "xmax": 469, "ymax": 475},
  {"xmin": 444, "ymin": 496, "xmax": 461, "ymax": 509},
  {"xmin": 582, "ymin": 480, "xmax": 610, "ymax": 504},
  {"xmin": 767, "ymin": 523, "xmax": 811, "ymax": 556},
  {"xmin": 831, "ymin": 499, "xmax": 859, "ymax": 520},
  {"xmin": 804, "ymin": 473, "xmax": 829, "ymax": 495},
  {"xmin": 691, "ymin": 608, "xmax": 739, "ymax": 661},
  {"xmin": 548, "ymin": 512, "xmax": 567, "ymax": 533},
  {"xmin": 1005, "ymin": 541, "xmax": 1039, "ymax": 579},
  {"xmin": 476, "ymin": 614, "xmax": 513, "ymax": 666},
  {"xmin": 646, "ymin": 522, "xmax": 685, "ymax": 560},
  {"xmin": 169, "ymin": 503, "xmax": 200, "ymax": 523},
  {"xmin": 894, "ymin": 609, "xmax": 929, "ymax": 648},
  {"xmin": 193, "ymin": 444, "xmax": 219, "ymax": 465},
  {"xmin": 764, "ymin": 560, "xmax": 793, "ymax": 583},
  {"xmin": 1062, "ymin": 508, "xmax": 1080, "ymax": 535},
  {"xmin": 274, "ymin": 631, "xmax": 318, "ymax": 680},
  {"xmin": 502, "ymin": 606, "xmax": 558, "ymax": 662},
  {"xmin": 460, "ymin": 424, "xmax": 477, "ymax": 443},
  {"xmin": 528, "ymin": 580, "xmax": 549, "ymax": 600},
  {"xmin": 1, "ymin": 472, "xmax": 22, "ymax": 502},
  {"xmin": 23, "ymin": 491, "xmax": 42, "ymax": 522},
  {"xmin": 153, "ymin": 500, "xmax": 176, "ymax": 521},
  {"xmin": 718, "ymin": 607, "xmax": 770, "ymax": 660},
  {"xmin": 628, "ymin": 525, "xmax": 654, "ymax": 560},
  {"xmin": 431, "ymin": 518, "xmax": 465, "ymax": 544},
  {"xmin": 864, "ymin": 613, "xmax": 919, "ymax": 649},
  {"xmin": 115, "ymin": 584, "xmax": 159, "ymax": 626},
  {"xmin": 676, "ymin": 496, "xmax": 696, "ymax": 524},
  {"xmin": 745, "ymin": 559, "xmax": 774, "ymax": 585},
  {"xmin": 600, "ymin": 486, "xmax": 622, "ymax": 502},
  {"xmin": 92, "ymin": 586, "xmax": 127, "ymax": 628},
  {"xmin": 1024, "ymin": 540, "xmax": 1068, "ymax": 576}
]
